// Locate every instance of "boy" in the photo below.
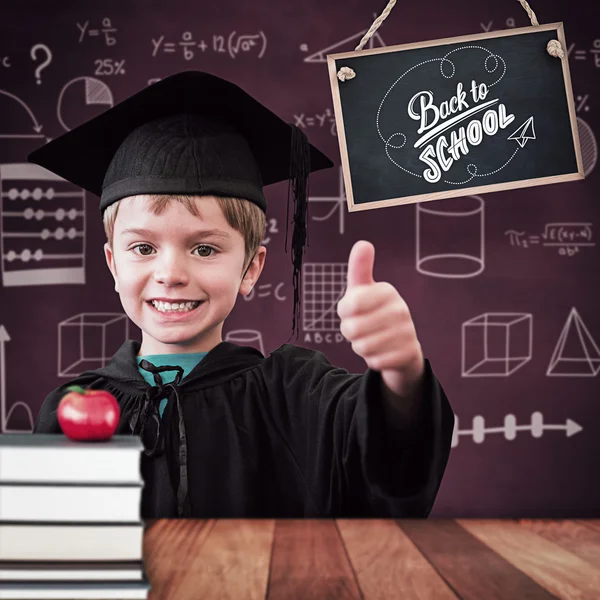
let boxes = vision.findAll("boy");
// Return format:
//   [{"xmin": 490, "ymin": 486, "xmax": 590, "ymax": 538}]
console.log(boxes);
[{"xmin": 30, "ymin": 71, "xmax": 455, "ymax": 519}]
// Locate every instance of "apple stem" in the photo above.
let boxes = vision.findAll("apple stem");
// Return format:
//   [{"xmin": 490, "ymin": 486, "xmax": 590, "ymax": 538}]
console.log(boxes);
[{"xmin": 66, "ymin": 385, "xmax": 88, "ymax": 394}]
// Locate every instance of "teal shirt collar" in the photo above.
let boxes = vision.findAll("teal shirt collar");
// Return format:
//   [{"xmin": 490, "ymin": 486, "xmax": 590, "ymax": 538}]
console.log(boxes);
[{"xmin": 136, "ymin": 352, "xmax": 207, "ymax": 386}]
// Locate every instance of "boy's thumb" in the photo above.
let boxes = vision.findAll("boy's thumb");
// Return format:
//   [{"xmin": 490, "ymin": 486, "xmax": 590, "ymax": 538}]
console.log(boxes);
[{"xmin": 346, "ymin": 241, "xmax": 375, "ymax": 289}]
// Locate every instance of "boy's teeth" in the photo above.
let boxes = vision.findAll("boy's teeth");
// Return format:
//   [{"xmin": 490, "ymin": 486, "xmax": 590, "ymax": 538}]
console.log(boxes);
[{"xmin": 151, "ymin": 300, "xmax": 200, "ymax": 312}]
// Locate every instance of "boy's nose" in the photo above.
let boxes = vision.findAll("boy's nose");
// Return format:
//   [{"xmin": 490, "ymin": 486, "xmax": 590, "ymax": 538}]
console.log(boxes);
[{"xmin": 153, "ymin": 255, "xmax": 189, "ymax": 286}]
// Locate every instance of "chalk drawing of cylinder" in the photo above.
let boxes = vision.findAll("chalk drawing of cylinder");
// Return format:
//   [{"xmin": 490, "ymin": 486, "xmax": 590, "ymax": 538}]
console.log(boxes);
[
  {"xmin": 225, "ymin": 329, "xmax": 265, "ymax": 356},
  {"xmin": 416, "ymin": 195, "xmax": 484, "ymax": 278}
]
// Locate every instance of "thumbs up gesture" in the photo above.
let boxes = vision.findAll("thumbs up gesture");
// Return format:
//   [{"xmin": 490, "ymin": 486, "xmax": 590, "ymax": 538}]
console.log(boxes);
[{"xmin": 337, "ymin": 241, "xmax": 424, "ymax": 397}]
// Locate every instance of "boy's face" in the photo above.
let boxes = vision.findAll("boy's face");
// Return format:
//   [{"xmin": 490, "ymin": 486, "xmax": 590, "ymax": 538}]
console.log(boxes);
[{"xmin": 104, "ymin": 195, "xmax": 266, "ymax": 355}]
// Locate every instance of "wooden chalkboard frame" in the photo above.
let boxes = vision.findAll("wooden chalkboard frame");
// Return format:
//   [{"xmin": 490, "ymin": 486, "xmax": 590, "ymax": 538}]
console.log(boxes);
[{"xmin": 327, "ymin": 22, "xmax": 584, "ymax": 212}]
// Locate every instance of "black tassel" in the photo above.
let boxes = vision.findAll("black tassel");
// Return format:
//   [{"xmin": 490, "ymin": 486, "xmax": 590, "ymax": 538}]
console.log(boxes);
[{"xmin": 285, "ymin": 125, "xmax": 310, "ymax": 343}]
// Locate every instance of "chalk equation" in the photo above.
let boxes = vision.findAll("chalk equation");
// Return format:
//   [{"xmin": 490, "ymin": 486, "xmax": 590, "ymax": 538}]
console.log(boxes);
[
  {"xmin": 77, "ymin": 19, "xmax": 117, "ymax": 46},
  {"xmin": 480, "ymin": 17, "xmax": 522, "ymax": 32},
  {"xmin": 504, "ymin": 222, "xmax": 595, "ymax": 257},
  {"xmin": 293, "ymin": 108, "xmax": 337, "ymax": 137},
  {"xmin": 243, "ymin": 282, "xmax": 286, "ymax": 302},
  {"xmin": 262, "ymin": 218, "xmax": 278, "ymax": 246},
  {"xmin": 567, "ymin": 39, "xmax": 600, "ymax": 67},
  {"xmin": 480, "ymin": 18, "xmax": 600, "ymax": 68},
  {"xmin": 94, "ymin": 59, "xmax": 126, "ymax": 76},
  {"xmin": 152, "ymin": 31, "xmax": 267, "ymax": 60},
  {"xmin": 575, "ymin": 94, "xmax": 591, "ymax": 114}
]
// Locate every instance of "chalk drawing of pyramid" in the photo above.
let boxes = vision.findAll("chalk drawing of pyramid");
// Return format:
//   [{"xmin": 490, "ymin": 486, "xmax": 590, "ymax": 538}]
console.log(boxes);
[
  {"xmin": 304, "ymin": 29, "xmax": 386, "ymax": 63},
  {"xmin": 547, "ymin": 307, "xmax": 600, "ymax": 376}
]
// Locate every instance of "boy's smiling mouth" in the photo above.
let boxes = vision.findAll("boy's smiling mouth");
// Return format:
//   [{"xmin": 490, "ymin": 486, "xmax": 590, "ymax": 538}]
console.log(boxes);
[{"xmin": 147, "ymin": 299, "xmax": 204, "ymax": 315}]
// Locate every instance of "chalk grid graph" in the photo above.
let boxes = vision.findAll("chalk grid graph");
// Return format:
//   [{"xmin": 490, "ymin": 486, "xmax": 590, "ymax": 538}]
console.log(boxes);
[{"xmin": 302, "ymin": 263, "xmax": 348, "ymax": 331}]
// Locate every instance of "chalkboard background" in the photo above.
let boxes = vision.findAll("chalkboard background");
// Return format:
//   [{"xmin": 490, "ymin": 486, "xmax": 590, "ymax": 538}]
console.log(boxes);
[
  {"xmin": 332, "ymin": 26, "xmax": 582, "ymax": 205},
  {"xmin": 0, "ymin": 0, "xmax": 599, "ymax": 519}
]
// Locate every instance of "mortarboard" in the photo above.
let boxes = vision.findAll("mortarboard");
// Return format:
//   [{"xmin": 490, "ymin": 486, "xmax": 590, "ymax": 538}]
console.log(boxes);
[{"xmin": 27, "ymin": 70, "xmax": 334, "ymax": 340}]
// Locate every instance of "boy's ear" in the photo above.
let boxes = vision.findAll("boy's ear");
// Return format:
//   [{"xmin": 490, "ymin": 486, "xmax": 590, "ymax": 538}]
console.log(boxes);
[
  {"xmin": 103, "ymin": 242, "xmax": 119, "ymax": 293},
  {"xmin": 239, "ymin": 246, "xmax": 267, "ymax": 297}
]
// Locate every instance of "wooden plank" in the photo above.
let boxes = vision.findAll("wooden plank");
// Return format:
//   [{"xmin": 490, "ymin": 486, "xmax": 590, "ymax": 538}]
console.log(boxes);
[
  {"xmin": 458, "ymin": 519, "xmax": 600, "ymax": 600},
  {"xmin": 144, "ymin": 519, "xmax": 214, "ymax": 600},
  {"xmin": 143, "ymin": 518, "xmax": 159, "ymax": 533},
  {"xmin": 517, "ymin": 519, "xmax": 600, "ymax": 569},
  {"xmin": 337, "ymin": 519, "xmax": 458, "ymax": 599},
  {"xmin": 400, "ymin": 519, "xmax": 556, "ymax": 599},
  {"xmin": 267, "ymin": 520, "xmax": 361, "ymax": 600},
  {"xmin": 144, "ymin": 519, "xmax": 273, "ymax": 599},
  {"xmin": 578, "ymin": 519, "xmax": 600, "ymax": 534},
  {"xmin": 168, "ymin": 519, "xmax": 274, "ymax": 600}
]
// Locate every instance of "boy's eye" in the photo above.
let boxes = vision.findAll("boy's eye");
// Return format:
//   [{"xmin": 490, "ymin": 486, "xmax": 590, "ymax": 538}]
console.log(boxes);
[
  {"xmin": 195, "ymin": 245, "xmax": 215, "ymax": 257},
  {"xmin": 131, "ymin": 244, "xmax": 216, "ymax": 257},
  {"xmin": 133, "ymin": 244, "xmax": 154, "ymax": 256}
]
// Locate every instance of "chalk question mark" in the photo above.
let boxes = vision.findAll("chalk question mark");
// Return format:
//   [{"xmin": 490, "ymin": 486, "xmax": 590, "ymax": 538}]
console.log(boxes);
[{"xmin": 30, "ymin": 44, "xmax": 52, "ymax": 84}]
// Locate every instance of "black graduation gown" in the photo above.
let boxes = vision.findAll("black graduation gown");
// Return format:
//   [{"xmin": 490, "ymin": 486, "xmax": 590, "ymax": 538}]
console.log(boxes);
[{"xmin": 33, "ymin": 340, "xmax": 455, "ymax": 519}]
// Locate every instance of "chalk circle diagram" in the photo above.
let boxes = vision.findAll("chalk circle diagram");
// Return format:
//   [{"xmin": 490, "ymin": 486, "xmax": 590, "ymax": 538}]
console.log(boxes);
[
  {"xmin": 377, "ymin": 45, "xmax": 532, "ymax": 186},
  {"xmin": 577, "ymin": 117, "xmax": 597, "ymax": 176},
  {"xmin": 57, "ymin": 77, "xmax": 114, "ymax": 132}
]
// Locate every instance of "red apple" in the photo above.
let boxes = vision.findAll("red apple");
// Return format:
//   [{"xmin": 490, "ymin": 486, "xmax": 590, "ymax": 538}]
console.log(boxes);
[{"xmin": 57, "ymin": 386, "xmax": 120, "ymax": 441}]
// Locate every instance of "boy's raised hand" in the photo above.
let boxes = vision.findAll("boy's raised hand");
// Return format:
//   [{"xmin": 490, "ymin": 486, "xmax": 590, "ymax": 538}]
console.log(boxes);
[{"xmin": 337, "ymin": 241, "xmax": 425, "ymax": 397}]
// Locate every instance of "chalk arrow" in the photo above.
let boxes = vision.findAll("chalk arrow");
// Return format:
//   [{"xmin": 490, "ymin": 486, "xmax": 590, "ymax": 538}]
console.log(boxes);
[
  {"xmin": 0, "ymin": 90, "xmax": 43, "ymax": 133},
  {"xmin": 507, "ymin": 116, "xmax": 536, "ymax": 148},
  {"xmin": 0, "ymin": 325, "xmax": 10, "ymax": 433}
]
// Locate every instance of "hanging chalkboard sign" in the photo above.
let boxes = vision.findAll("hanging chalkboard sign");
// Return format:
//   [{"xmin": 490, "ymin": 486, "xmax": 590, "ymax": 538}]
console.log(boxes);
[{"xmin": 327, "ymin": 23, "xmax": 584, "ymax": 212}]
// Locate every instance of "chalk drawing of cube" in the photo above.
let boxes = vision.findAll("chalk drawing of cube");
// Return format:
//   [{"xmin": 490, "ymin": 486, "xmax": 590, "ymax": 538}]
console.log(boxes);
[
  {"xmin": 462, "ymin": 313, "xmax": 532, "ymax": 377},
  {"xmin": 58, "ymin": 313, "xmax": 129, "ymax": 377}
]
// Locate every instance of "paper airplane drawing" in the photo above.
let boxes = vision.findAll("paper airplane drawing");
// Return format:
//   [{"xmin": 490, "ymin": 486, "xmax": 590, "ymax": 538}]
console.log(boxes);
[{"xmin": 507, "ymin": 116, "xmax": 536, "ymax": 148}]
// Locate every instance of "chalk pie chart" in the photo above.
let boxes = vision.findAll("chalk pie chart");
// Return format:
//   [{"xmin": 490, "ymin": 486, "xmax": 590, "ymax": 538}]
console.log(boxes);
[
  {"xmin": 57, "ymin": 77, "xmax": 114, "ymax": 132},
  {"xmin": 577, "ymin": 117, "xmax": 598, "ymax": 176}
]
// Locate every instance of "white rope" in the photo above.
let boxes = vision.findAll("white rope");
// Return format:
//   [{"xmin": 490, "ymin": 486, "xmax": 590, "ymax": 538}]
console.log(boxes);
[{"xmin": 337, "ymin": 0, "xmax": 564, "ymax": 82}]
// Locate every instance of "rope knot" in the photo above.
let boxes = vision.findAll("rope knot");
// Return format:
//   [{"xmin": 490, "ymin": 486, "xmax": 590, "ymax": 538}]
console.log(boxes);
[
  {"xmin": 546, "ymin": 39, "xmax": 564, "ymax": 59},
  {"xmin": 337, "ymin": 66, "xmax": 356, "ymax": 82}
]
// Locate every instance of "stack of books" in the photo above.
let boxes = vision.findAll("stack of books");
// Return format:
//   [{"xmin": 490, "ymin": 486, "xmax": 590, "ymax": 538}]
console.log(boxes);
[{"xmin": 0, "ymin": 434, "xmax": 150, "ymax": 599}]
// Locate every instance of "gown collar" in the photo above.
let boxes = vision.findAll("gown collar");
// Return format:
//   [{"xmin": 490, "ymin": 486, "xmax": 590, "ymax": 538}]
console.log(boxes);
[{"xmin": 92, "ymin": 339, "xmax": 265, "ymax": 518}]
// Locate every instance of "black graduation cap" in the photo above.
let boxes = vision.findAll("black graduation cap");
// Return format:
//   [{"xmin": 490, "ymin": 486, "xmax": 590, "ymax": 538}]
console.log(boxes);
[{"xmin": 27, "ymin": 71, "xmax": 334, "ymax": 340}]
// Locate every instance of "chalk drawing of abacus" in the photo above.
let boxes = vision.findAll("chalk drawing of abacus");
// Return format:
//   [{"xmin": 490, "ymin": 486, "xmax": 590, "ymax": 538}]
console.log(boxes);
[
  {"xmin": 451, "ymin": 412, "xmax": 583, "ymax": 448},
  {"xmin": 0, "ymin": 163, "xmax": 86, "ymax": 287}
]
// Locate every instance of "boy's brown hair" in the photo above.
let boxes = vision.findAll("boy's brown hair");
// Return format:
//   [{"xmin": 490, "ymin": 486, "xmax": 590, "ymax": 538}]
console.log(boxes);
[{"xmin": 103, "ymin": 195, "xmax": 266, "ymax": 273}]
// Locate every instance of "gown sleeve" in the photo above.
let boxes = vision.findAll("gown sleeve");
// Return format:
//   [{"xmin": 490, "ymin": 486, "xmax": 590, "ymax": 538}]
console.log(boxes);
[{"xmin": 263, "ymin": 344, "xmax": 455, "ymax": 518}]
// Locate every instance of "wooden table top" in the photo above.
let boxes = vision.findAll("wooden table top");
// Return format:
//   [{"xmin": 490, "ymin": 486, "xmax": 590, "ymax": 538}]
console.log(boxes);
[{"xmin": 142, "ymin": 518, "xmax": 600, "ymax": 599}]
